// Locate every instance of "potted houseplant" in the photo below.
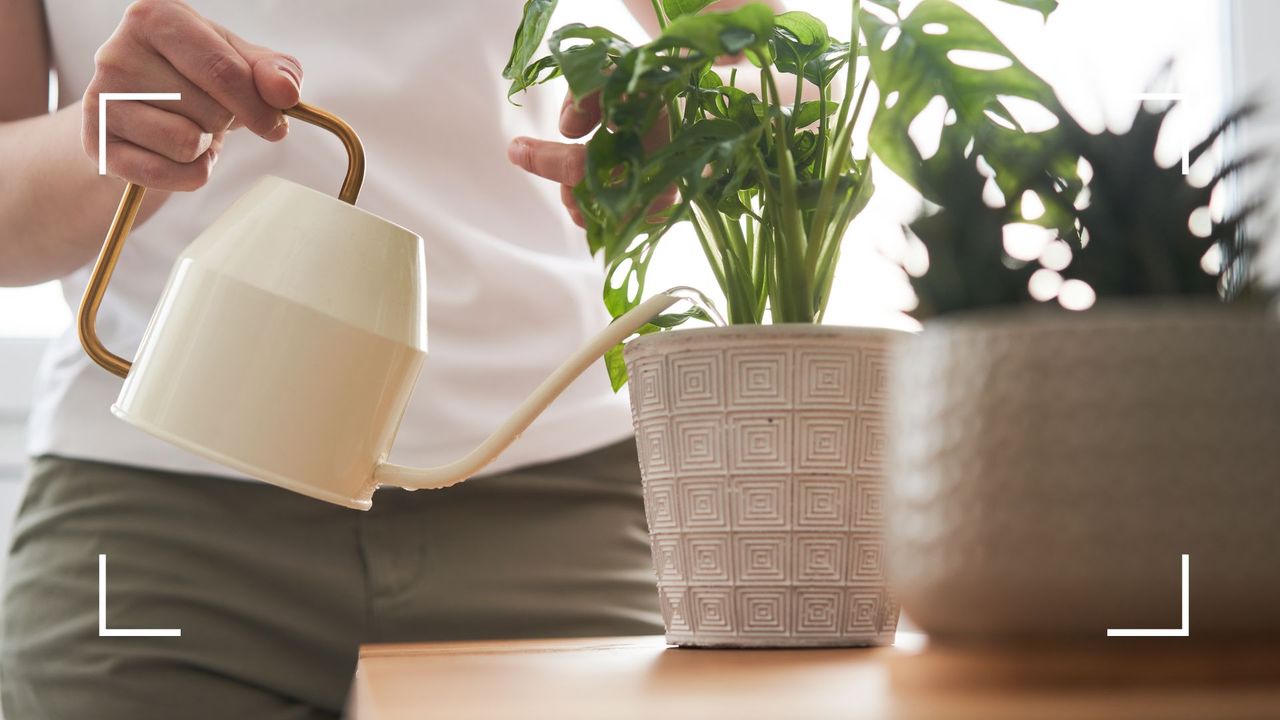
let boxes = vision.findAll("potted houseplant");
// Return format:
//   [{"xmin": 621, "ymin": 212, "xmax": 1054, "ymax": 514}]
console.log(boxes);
[
  {"xmin": 888, "ymin": 96, "xmax": 1280, "ymax": 639},
  {"xmin": 505, "ymin": 0, "xmax": 1064, "ymax": 646}
]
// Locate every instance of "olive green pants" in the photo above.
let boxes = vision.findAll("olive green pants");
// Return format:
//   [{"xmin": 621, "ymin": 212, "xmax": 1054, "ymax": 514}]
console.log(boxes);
[{"xmin": 0, "ymin": 441, "xmax": 660, "ymax": 719}]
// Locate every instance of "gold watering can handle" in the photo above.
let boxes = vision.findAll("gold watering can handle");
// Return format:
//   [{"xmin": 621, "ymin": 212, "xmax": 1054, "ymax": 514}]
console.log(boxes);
[{"xmin": 78, "ymin": 102, "xmax": 366, "ymax": 378}]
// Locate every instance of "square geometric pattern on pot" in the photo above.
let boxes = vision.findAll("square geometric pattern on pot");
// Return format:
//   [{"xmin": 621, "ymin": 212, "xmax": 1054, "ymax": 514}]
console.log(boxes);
[
  {"xmin": 728, "ymin": 349, "xmax": 791, "ymax": 408},
  {"xmin": 852, "ymin": 477, "xmax": 886, "ymax": 527},
  {"xmin": 732, "ymin": 477, "xmax": 789, "ymax": 529},
  {"xmin": 848, "ymin": 533, "xmax": 885, "ymax": 583},
  {"xmin": 659, "ymin": 586, "xmax": 692, "ymax": 633},
  {"xmin": 853, "ymin": 414, "xmax": 886, "ymax": 474},
  {"xmin": 680, "ymin": 480, "xmax": 730, "ymax": 530},
  {"xmin": 734, "ymin": 534, "xmax": 788, "ymax": 583},
  {"xmin": 795, "ymin": 415, "xmax": 854, "ymax": 471},
  {"xmin": 650, "ymin": 534, "xmax": 684, "ymax": 582},
  {"xmin": 845, "ymin": 588, "xmax": 884, "ymax": 635},
  {"xmin": 880, "ymin": 594, "xmax": 900, "ymax": 634},
  {"xmin": 736, "ymin": 588, "xmax": 789, "ymax": 635},
  {"xmin": 794, "ymin": 476, "xmax": 848, "ymax": 527},
  {"xmin": 671, "ymin": 351, "xmax": 725, "ymax": 409},
  {"xmin": 728, "ymin": 414, "xmax": 792, "ymax": 473},
  {"xmin": 797, "ymin": 351, "xmax": 857, "ymax": 407},
  {"xmin": 686, "ymin": 535, "xmax": 732, "ymax": 583},
  {"xmin": 857, "ymin": 350, "xmax": 890, "ymax": 408},
  {"xmin": 794, "ymin": 589, "xmax": 844, "ymax": 635},
  {"xmin": 637, "ymin": 422, "xmax": 674, "ymax": 477},
  {"xmin": 629, "ymin": 356, "xmax": 668, "ymax": 418},
  {"xmin": 643, "ymin": 479, "xmax": 679, "ymax": 530},
  {"xmin": 795, "ymin": 534, "xmax": 845, "ymax": 583},
  {"xmin": 672, "ymin": 415, "xmax": 726, "ymax": 475},
  {"xmin": 691, "ymin": 587, "xmax": 735, "ymax": 634}
]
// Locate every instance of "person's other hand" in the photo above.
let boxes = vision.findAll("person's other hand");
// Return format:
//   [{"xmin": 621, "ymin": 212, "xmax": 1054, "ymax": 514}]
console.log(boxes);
[
  {"xmin": 508, "ymin": 91, "xmax": 674, "ymax": 228},
  {"xmin": 83, "ymin": 0, "xmax": 303, "ymax": 191}
]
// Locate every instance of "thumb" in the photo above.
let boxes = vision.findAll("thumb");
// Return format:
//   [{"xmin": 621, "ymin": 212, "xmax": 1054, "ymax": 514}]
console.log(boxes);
[
  {"xmin": 223, "ymin": 32, "xmax": 303, "ymax": 111},
  {"xmin": 248, "ymin": 51, "xmax": 303, "ymax": 110}
]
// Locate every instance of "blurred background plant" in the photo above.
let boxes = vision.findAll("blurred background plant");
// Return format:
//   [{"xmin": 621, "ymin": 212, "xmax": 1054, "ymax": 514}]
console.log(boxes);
[{"xmin": 902, "ymin": 93, "xmax": 1269, "ymax": 319}]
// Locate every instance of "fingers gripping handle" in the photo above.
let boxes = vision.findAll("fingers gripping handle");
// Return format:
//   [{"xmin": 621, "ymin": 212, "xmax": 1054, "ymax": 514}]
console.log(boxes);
[{"xmin": 77, "ymin": 102, "xmax": 366, "ymax": 379}]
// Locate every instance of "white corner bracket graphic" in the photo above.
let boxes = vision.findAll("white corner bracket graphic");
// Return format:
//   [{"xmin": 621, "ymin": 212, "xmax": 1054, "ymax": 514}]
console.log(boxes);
[
  {"xmin": 1135, "ymin": 92, "xmax": 1189, "ymax": 176},
  {"xmin": 98, "ymin": 554, "xmax": 182, "ymax": 638},
  {"xmin": 1107, "ymin": 553, "xmax": 1190, "ymax": 638},
  {"xmin": 97, "ymin": 92, "xmax": 182, "ymax": 176}
]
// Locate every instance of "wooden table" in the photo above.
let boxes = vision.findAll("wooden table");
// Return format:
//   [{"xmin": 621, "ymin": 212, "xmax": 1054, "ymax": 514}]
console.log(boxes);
[{"xmin": 351, "ymin": 634, "xmax": 1280, "ymax": 719}]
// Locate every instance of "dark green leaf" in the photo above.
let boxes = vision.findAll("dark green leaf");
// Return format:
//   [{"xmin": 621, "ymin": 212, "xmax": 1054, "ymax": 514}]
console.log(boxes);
[
  {"xmin": 656, "ymin": 3, "xmax": 775, "ymax": 57},
  {"xmin": 549, "ymin": 24, "xmax": 631, "ymax": 99},
  {"xmin": 662, "ymin": 0, "xmax": 717, "ymax": 20},
  {"xmin": 504, "ymin": 0, "xmax": 559, "ymax": 96},
  {"xmin": 584, "ymin": 127, "xmax": 646, "ymax": 220},
  {"xmin": 604, "ymin": 344, "xmax": 629, "ymax": 392},
  {"xmin": 791, "ymin": 100, "xmax": 838, "ymax": 129},
  {"xmin": 772, "ymin": 13, "xmax": 832, "ymax": 82},
  {"xmin": 775, "ymin": 11, "xmax": 828, "ymax": 49}
]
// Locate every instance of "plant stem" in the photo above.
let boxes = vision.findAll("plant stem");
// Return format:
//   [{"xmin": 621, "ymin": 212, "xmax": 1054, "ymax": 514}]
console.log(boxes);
[
  {"xmin": 791, "ymin": 58, "xmax": 805, "ymax": 135},
  {"xmin": 761, "ymin": 65, "xmax": 813, "ymax": 322},
  {"xmin": 690, "ymin": 207, "xmax": 730, "ymax": 294},
  {"xmin": 695, "ymin": 201, "xmax": 739, "ymax": 304},
  {"xmin": 830, "ymin": 0, "xmax": 862, "ymax": 147},
  {"xmin": 798, "ymin": 0, "xmax": 865, "ymax": 320},
  {"xmin": 649, "ymin": 0, "xmax": 668, "ymax": 31}
]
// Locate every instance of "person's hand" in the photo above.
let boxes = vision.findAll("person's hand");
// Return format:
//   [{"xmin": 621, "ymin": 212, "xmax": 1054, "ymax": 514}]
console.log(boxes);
[
  {"xmin": 507, "ymin": 92, "xmax": 602, "ymax": 228},
  {"xmin": 508, "ymin": 91, "xmax": 674, "ymax": 228},
  {"xmin": 83, "ymin": 0, "xmax": 303, "ymax": 191}
]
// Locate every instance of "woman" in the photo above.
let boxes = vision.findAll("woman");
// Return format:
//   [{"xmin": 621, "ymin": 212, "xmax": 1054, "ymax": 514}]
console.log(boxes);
[{"xmin": 0, "ymin": 0, "xmax": 769, "ymax": 716}]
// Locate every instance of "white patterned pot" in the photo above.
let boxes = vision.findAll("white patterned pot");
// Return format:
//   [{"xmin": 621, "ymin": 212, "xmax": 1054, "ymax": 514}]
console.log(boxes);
[
  {"xmin": 889, "ymin": 302, "xmax": 1280, "ymax": 639},
  {"xmin": 624, "ymin": 325, "xmax": 904, "ymax": 647}
]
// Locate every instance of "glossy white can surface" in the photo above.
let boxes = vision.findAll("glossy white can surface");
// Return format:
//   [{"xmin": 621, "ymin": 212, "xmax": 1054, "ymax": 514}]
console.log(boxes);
[{"xmin": 114, "ymin": 176, "xmax": 427, "ymax": 509}]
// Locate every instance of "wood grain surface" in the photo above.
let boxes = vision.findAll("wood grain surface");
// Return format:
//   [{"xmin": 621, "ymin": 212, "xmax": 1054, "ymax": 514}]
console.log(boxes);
[{"xmin": 351, "ymin": 634, "xmax": 1280, "ymax": 720}]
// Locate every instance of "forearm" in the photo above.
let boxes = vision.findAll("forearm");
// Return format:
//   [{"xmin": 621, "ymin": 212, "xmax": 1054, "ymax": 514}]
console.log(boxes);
[{"xmin": 0, "ymin": 102, "xmax": 166, "ymax": 287}]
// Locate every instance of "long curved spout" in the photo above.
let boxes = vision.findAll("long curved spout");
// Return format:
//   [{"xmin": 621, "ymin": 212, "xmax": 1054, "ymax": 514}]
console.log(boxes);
[{"xmin": 373, "ymin": 288, "xmax": 718, "ymax": 491}]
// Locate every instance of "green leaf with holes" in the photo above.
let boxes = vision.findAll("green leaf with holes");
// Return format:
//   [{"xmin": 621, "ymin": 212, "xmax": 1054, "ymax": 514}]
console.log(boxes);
[{"xmin": 863, "ymin": 0, "xmax": 1070, "ymax": 205}]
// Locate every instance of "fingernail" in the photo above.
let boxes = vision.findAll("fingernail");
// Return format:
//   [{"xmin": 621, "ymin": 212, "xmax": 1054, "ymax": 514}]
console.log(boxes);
[
  {"xmin": 268, "ymin": 115, "xmax": 289, "ymax": 141},
  {"xmin": 507, "ymin": 138, "xmax": 528, "ymax": 166},
  {"xmin": 274, "ymin": 59, "xmax": 302, "ymax": 91},
  {"xmin": 195, "ymin": 132, "xmax": 214, "ymax": 156}
]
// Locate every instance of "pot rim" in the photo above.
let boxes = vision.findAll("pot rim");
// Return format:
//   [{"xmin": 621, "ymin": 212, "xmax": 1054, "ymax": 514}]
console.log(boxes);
[{"xmin": 625, "ymin": 322, "xmax": 910, "ymax": 355}]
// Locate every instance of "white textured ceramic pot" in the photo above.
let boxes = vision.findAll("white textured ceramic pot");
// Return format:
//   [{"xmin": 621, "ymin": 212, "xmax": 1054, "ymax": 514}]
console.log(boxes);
[
  {"xmin": 889, "ymin": 302, "xmax": 1280, "ymax": 639},
  {"xmin": 624, "ymin": 325, "xmax": 904, "ymax": 647}
]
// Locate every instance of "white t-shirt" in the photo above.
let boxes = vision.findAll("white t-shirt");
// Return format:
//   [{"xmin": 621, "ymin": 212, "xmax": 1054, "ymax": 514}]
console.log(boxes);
[{"xmin": 27, "ymin": 0, "xmax": 635, "ymax": 479}]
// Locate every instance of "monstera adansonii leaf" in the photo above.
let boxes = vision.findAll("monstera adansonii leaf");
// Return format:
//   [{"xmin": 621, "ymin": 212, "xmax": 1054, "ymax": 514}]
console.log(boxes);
[{"xmin": 863, "ymin": 0, "xmax": 1076, "ymax": 209}]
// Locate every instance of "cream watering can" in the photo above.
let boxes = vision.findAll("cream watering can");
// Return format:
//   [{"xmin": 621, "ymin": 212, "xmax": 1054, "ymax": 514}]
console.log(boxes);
[{"xmin": 78, "ymin": 102, "xmax": 697, "ymax": 510}]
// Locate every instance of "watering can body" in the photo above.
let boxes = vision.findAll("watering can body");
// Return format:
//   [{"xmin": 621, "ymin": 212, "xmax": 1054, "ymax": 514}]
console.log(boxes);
[
  {"xmin": 79, "ymin": 102, "xmax": 689, "ymax": 509},
  {"xmin": 115, "ymin": 176, "xmax": 426, "ymax": 509}
]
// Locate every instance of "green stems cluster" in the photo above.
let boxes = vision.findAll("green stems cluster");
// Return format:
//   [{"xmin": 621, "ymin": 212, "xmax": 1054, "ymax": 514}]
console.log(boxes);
[{"xmin": 682, "ymin": 3, "xmax": 868, "ymax": 324}]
